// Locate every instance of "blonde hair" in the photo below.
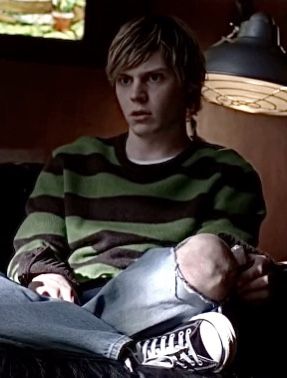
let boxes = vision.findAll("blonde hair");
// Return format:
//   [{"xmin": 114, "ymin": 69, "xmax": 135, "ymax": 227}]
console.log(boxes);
[{"xmin": 106, "ymin": 15, "xmax": 205, "ymax": 114}]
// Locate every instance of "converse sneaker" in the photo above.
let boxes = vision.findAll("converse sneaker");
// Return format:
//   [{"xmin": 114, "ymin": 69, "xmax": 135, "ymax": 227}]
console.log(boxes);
[{"xmin": 134, "ymin": 312, "xmax": 236, "ymax": 373}]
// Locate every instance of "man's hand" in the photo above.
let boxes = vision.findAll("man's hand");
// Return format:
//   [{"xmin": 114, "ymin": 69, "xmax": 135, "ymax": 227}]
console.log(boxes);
[
  {"xmin": 30, "ymin": 273, "xmax": 77, "ymax": 303},
  {"xmin": 236, "ymin": 253, "xmax": 271, "ymax": 302}
]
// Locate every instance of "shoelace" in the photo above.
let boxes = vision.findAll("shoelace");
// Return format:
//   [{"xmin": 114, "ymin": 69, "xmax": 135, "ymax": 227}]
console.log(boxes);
[{"xmin": 140, "ymin": 327, "xmax": 204, "ymax": 368}]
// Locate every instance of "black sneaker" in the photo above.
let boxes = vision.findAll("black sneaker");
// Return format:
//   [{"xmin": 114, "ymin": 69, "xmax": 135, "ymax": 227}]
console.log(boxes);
[{"xmin": 134, "ymin": 312, "xmax": 236, "ymax": 373}]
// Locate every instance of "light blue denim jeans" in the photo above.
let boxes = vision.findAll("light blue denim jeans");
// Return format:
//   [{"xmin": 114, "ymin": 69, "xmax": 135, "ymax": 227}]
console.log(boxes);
[
  {"xmin": 0, "ymin": 274, "xmax": 130, "ymax": 359},
  {"xmin": 84, "ymin": 247, "xmax": 219, "ymax": 338},
  {"xmin": 0, "ymin": 247, "xmax": 219, "ymax": 359}
]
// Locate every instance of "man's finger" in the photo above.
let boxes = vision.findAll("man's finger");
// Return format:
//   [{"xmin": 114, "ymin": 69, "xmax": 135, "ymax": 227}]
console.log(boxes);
[
  {"xmin": 238, "ymin": 275, "xmax": 268, "ymax": 293},
  {"xmin": 61, "ymin": 288, "xmax": 75, "ymax": 302},
  {"xmin": 239, "ymin": 288, "xmax": 269, "ymax": 302}
]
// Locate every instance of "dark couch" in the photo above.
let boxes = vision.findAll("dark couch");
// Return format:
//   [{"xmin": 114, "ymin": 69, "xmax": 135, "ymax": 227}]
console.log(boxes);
[{"xmin": 0, "ymin": 162, "xmax": 43, "ymax": 273}]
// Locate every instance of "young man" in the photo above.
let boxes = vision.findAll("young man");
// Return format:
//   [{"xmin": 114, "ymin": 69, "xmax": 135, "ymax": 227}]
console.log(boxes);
[{"xmin": 6, "ymin": 15, "xmax": 271, "ymax": 373}]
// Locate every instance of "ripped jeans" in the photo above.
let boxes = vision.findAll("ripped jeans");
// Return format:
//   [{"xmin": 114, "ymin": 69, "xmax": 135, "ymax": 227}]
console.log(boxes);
[
  {"xmin": 0, "ymin": 247, "xmax": 219, "ymax": 360},
  {"xmin": 84, "ymin": 247, "xmax": 220, "ymax": 338}
]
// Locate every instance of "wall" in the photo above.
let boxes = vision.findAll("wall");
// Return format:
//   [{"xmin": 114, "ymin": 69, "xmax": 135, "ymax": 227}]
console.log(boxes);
[
  {"xmin": 0, "ymin": 59, "xmax": 126, "ymax": 159},
  {"xmin": 198, "ymin": 102, "xmax": 287, "ymax": 261},
  {"xmin": 1, "ymin": 0, "xmax": 287, "ymax": 260}
]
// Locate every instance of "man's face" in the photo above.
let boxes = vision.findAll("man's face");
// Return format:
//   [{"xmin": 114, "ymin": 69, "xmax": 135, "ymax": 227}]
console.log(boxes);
[{"xmin": 115, "ymin": 51, "xmax": 186, "ymax": 137}]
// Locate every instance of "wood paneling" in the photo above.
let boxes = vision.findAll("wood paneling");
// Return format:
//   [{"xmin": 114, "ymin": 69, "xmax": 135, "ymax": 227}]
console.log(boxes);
[
  {"xmin": 0, "ymin": 60, "xmax": 126, "ymax": 155},
  {"xmin": 198, "ymin": 102, "xmax": 287, "ymax": 261}
]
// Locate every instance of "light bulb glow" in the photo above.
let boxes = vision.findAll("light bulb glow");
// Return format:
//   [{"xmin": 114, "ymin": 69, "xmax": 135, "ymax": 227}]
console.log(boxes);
[{"xmin": 203, "ymin": 74, "xmax": 287, "ymax": 115}]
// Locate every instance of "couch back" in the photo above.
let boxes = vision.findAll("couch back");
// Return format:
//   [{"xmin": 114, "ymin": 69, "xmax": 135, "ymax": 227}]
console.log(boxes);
[{"xmin": 0, "ymin": 163, "xmax": 42, "ymax": 273}]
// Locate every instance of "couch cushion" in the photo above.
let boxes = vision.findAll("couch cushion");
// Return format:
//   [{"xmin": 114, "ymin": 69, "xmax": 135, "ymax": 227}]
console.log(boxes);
[{"xmin": 0, "ymin": 163, "xmax": 42, "ymax": 273}]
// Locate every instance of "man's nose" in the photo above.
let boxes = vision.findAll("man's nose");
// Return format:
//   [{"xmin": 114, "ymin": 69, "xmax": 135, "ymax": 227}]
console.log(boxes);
[{"xmin": 130, "ymin": 81, "xmax": 147, "ymax": 103}]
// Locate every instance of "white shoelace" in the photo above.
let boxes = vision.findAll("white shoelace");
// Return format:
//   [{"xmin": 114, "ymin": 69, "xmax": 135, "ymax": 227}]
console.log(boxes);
[{"xmin": 140, "ymin": 327, "xmax": 202, "ymax": 368}]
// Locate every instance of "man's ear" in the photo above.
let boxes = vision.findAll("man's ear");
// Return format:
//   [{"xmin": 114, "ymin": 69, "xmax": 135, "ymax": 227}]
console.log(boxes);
[
  {"xmin": 185, "ymin": 85, "xmax": 195, "ymax": 110},
  {"xmin": 185, "ymin": 81, "xmax": 202, "ymax": 115},
  {"xmin": 186, "ymin": 109, "xmax": 197, "ymax": 138}
]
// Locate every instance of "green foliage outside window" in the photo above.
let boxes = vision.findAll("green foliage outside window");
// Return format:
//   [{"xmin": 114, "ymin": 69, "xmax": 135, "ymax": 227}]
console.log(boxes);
[{"xmin": 52, "ymin": 0, "xmax": 76, "ymax": 13}]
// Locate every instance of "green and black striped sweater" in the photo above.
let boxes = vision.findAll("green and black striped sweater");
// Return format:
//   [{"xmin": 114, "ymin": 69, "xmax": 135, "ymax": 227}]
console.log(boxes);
[{"xmin": 8, "ymin": 133, "xmax": 266, "ymax": 287}]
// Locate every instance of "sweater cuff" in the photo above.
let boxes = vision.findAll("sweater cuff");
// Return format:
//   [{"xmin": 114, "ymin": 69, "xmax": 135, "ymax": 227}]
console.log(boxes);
[{"xmin": 17, "ymin": 246, "xmax": 78, "ymax": 289}]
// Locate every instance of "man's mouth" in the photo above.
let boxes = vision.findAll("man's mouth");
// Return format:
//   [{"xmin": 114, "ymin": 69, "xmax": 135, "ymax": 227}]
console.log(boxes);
[{"xmin": 130, "ymin": 110, "xmax": 151, "ymax": 116}]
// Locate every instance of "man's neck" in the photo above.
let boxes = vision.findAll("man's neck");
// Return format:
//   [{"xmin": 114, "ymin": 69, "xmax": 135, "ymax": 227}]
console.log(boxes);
[{"xmin": 125, "ymin": 128, "xmax": 192, "ymax": 162}]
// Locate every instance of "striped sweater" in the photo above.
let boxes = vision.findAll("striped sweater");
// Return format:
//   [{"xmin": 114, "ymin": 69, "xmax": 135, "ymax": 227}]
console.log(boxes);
[{"xmin": 8, "ymin": 133, "xmax": 266, "ymax": 287}]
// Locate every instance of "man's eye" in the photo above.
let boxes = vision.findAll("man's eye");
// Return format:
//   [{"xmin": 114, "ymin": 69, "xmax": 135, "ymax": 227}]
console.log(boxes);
[
  {"xmin": 148, "ymin": 73, "xmax": 163, "ymax": 83},
  {"xmin": 118, "ymin": 76, "xmax": 132, "ymax": 86}
]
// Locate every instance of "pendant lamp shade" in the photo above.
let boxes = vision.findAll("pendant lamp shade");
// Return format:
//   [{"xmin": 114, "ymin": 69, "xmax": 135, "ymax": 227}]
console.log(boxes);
[{"xmin": 203, "ymin": 13, "xmax": 287, "ymax": 116}]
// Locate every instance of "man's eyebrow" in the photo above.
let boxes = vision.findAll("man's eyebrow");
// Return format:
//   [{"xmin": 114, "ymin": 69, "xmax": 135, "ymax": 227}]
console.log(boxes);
[
  {"xmin": 119, "ymin": 67, "xmax": 169, "ymax": 76},
  {"xmin": 141, "ymin": 67, "xmax": 169, "ymax": 74}
]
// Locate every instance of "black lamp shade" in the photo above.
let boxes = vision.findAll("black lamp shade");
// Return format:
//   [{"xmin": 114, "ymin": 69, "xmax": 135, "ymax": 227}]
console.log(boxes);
[{"xmin": 203, "ymin": 13, "xmax": 287, "ymax": 115}]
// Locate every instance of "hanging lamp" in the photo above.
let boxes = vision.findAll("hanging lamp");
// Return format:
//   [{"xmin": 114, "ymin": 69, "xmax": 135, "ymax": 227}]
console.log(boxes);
[{"xmin": 203, "ymin": 11, "xmax": 287, "ymax": 116}]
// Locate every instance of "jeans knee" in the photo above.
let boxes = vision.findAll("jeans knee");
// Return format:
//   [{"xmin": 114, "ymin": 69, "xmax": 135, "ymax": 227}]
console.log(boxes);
[{"xmin": 175, "ymin": 233, "xmax": 238, "ymax": 302}]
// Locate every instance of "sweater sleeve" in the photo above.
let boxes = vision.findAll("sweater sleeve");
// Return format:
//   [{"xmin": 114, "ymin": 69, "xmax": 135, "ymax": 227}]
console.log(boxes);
[
  {"xmin": 195, "ymin": 148, "xmax": 266, "ymax": 246},
  {"xmin": 7, "ymin": 154, "xmax": 77, "ymax": 288}
]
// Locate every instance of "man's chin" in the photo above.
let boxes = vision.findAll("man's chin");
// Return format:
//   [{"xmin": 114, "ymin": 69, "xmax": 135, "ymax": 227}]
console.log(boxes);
[{"xmin": 129, "ymin": 122, "xmax": 153, "ymax": 136}]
